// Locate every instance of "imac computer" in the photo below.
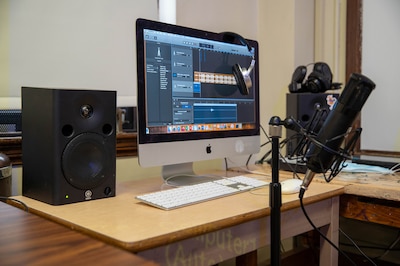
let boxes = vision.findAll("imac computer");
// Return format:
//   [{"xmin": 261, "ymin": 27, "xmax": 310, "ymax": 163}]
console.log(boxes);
[{"xmin": 136, "ymin": 18, "xmax": 260, "ymax": 186}]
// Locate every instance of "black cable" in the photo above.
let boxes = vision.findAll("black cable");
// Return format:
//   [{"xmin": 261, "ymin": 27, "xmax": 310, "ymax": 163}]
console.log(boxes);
[
  {"xmin": 339, "ymin": 242, "xmax": 400, "ymax": 252},
  {"xmin": 375, "ymin": 230, "xmax": 400, "ymax": 260},
  {"xmin": 245, "ymin": 153, "xmax": 252, "ymax": 167},
  {"xmin": 0, "ymin": 196, "xmax": 29, "ymax": 212},
  {"xmin": 256, "ymin": 125, "xmax": 304, "ymax": 180},
  {"xmin": 224, "ymin": 157, "xmax": 228, "ymax": 171},
  {"xmin": 339, "ymin": 227, "xmax": 378, "ymax": 265},
  {"xmin": 260, "ymin": 124, "xmax": 268, "ymax": 137},
  {"xmin": 255, "ymin": 124, "xmax": 272, "ymax": 164},
  {"xmin": 340, "ymin": 229, "xmax": 400, "ymax": 261},
  {"xmin": 340, "ymin": 242, "xmax": 400, "ymax": 251},
  {"xmin": 299, "ymin": 194, "xmax": 357, "ymax": 266}
]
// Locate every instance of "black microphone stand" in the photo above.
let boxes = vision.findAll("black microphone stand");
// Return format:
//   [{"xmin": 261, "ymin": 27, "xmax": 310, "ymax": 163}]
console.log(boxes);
[
  {"xmin": 268, "ymin": 116, "xmax": 301, "ymax": 265},
  {"xmin": 267, "ymin": 110, "xmax": 364, "ymax": 265},
  {"xmin": 268, "ymin": 116, "xmax": 283, "ymax": 266}
]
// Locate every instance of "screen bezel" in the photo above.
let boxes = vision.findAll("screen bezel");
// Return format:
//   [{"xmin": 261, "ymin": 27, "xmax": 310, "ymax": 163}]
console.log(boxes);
[{"xmin": 136, "ymin": 18, "xmax": 260, "ymax": 146}]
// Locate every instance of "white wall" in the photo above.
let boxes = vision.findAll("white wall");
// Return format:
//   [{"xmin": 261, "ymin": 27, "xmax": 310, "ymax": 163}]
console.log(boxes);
[
  {"xmin": 2, "ymin": 0, "xmax": 158, "ymax": 107},
  {"xmin": 314, "ymin": 0, "xmax": 347, "ymax": 84},
  {"xmin": 361, "ymin": 0, "xmax": 400, "ymax": 152},
  {"xmin": 176, "ymin": 0, "xmax": 258, "ymax": 39}
]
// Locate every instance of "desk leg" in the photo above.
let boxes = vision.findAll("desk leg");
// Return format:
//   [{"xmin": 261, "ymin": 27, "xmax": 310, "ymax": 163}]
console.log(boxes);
[
  {"xmin": 319, "ymin": 196, "xmax": 339, "ymax": 266},
  {"xmin": 236, "ymin": 250, "xmax": 257, "ymax": 266}
]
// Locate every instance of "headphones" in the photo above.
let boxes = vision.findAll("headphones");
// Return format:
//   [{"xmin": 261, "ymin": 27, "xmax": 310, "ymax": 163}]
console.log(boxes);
[
  {"xmin": 289, "ymin": 62, "xmax": 333, "ymax": 93},
  {"xmin": 221, "ymin": 32, "xmax": 255, "ymax": 95}
]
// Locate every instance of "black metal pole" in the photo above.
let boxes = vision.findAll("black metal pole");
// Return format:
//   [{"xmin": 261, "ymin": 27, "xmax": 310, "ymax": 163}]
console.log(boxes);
[{"xmin": 269, "ymin": 116, "xmax": 282, "ymax": 266}]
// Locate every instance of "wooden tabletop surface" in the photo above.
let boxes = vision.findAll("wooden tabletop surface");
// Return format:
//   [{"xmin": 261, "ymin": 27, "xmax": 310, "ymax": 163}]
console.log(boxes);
[
  {"xmin": 0, "ymin": 201, "xmax": 158, "ymax": 266},
  {"xmin": 12, "ymin": 171, "xmax": 344, "ymax": 253},
  {"xmin": 252, "ymin": 164, "xmax": 400, "ymax": 201},
  {"xmin": 318, "ymin": 171, "xmax": 400, "ymax": 200}
]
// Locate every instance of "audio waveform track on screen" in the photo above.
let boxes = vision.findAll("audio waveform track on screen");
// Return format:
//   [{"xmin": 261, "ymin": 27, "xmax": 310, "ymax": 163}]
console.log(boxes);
[{"xmin": 194, "ymin": 71, "xmax": 237, "ymax": 85}]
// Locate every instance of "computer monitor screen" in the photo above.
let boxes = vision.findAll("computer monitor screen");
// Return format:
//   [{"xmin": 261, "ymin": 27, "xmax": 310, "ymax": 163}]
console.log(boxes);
[{"xmin": 136, "ymin": 18, "xmax": 260, "ymax": 186}]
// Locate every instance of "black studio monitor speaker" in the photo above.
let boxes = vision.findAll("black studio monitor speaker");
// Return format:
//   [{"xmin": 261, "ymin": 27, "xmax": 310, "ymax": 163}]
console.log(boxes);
[
  {"xmin": 286, "ymin": 93, "xmax": 339, "ymax": 156},
  {"xmin": 22, "ymin": 87, "xmax": 116, "ymax": 205}
]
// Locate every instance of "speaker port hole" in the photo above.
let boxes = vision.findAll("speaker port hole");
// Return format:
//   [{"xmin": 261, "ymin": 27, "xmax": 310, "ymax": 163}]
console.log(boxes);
[
  {"xmin": 301, "ymin": 114, "xmax": 310, "ymax": 123},
  {"xmin": 62, "ymin": 124, "xmax": 74, "ymax": 137},
  {"xmin": 104, "ymin": 186, "xmax": 112, "ymax": 196},
  {"xmin": 102, "ymin": 124, "xmax": 113, "ymax": 135}
]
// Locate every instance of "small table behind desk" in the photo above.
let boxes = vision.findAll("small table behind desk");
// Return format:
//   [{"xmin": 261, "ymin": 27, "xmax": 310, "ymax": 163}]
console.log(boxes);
[
  {"xmin": 319, "ymin": 171, "xmax": 400, "ymax": 229},
  {"xmin": 0, "ymin": 201, "xmax": 157, "ymax": 265},
  {"xmin": 12, "ymin": 172, "xmax": 344, "ymax": 266}
]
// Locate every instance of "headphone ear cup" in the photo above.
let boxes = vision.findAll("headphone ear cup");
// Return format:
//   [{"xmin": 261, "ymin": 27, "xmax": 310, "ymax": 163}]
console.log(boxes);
[
  {"xmin": 306, "ymin": 62, "xmax": 333, "ymax": 93},
  {"xmin": 289, "ymin": 66, "xmax": 307, "ymax": 93},
  {"xmin": 233, "ymin": 63, "xmax": 251, "ymax": 95},
  {"xmin": 305, "ymin": 79, "xmax": 321, "ymax": 93},
  {"xmin": 222, "ymin": 32, "xmax": 254, "ymax": 95}
]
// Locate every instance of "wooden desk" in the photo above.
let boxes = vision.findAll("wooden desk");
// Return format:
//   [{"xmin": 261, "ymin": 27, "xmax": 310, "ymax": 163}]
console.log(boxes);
[
  {"xmin": 314, "ymin": 171, "xmax": 400, "ymax": 201},
  {"xmin": 0, "ymin": 201, "xmax": 157, "ymax": 266},
  {"xmin": 12, "ymin": 172, "xmax": 344, "ymax": 266}
]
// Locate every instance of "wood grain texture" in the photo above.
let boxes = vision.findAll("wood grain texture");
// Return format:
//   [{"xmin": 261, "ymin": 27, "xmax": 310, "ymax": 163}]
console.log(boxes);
[
  {"xmin": 314, "ymin": 171, "xmax": 400, "ymax": 202},
  {"xmin": 0, "ymin": 201, "xmax": 157, "ymax": 265},
  {"xmin": 346, "ymin": 0, "xmax": 363, "ymax": 154},
  {"xmin": 11, "ymin": 170, "xmax": 343, "ymax": 253},
  {"xmin": 340, "ymin": 194, "xmax": 400, "ymax": 228}
]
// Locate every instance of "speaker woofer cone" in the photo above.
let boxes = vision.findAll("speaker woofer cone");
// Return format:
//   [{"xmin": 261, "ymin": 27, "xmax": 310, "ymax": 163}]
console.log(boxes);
[{"xmin": 62, "ymin": 132, "xmax": 113, "ymax": 190}]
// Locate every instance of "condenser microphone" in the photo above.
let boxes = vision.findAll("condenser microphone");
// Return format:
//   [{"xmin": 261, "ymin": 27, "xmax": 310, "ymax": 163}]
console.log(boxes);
[{"xmin": 299, "ymin": 73, "xmax": 375, "ymax": 198}]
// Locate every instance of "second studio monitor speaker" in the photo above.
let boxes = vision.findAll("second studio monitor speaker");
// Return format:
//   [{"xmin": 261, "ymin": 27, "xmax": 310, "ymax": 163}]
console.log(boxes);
[
  {"xmin": 286, "ymin": 92, "xmax": 339, "ymax": 156},
  {"xmin": 22, "ymin": 87, "xmax": 116, "ymax": 205}
]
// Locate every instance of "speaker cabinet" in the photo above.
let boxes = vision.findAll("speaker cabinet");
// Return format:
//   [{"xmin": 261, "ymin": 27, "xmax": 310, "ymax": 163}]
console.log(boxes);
[
  {"xmin": 286, "ymin": 93, "xmax": 339, "ymax": 156},
  {"xmin": 22, "ymin": 87, "xmax": 116, "ymax": 205}
]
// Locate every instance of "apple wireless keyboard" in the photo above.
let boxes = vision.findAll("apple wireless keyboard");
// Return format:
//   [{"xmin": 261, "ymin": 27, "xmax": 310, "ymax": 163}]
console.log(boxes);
[{"xmin": 136, "ymin": 176, "xmax": 268, "ymax": 210}]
